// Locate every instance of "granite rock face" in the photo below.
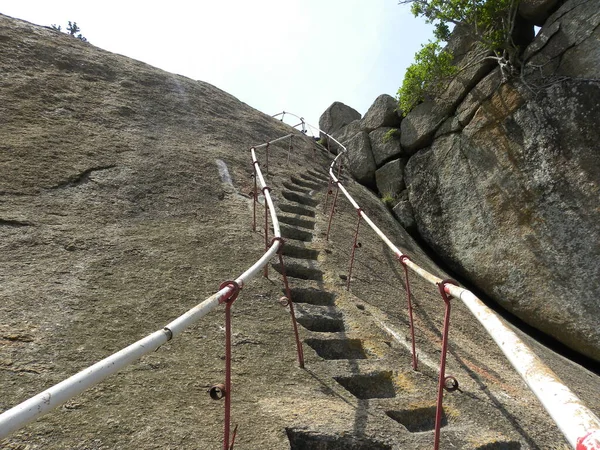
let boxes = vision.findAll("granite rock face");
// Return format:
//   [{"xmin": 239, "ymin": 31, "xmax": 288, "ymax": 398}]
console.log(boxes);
[
  {"xmin": 343, "ymin": 131, "xmax": 377, "ymax": 187},
  {"xmin": 404, "ymin": 0, "xmax": 600, "ymax": 359},
  {"xmin": 369, "ymin": 128, "xmax": 405, "ymax": 166},
  {"xmin": 375, "ymin": 158, "xmax": 406, "ymax": 198}
]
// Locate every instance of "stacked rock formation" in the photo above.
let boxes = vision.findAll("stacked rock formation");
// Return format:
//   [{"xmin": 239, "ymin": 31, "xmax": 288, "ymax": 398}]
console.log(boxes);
[{"xmin": 318, "ymin": 0, "xmax": 600, "ymax": 362}]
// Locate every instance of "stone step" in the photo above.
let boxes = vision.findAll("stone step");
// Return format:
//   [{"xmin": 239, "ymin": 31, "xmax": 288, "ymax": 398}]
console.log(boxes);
[
  {"xmin": 279, "ymin": 223, "xmax": 313, "ymax": 242},
  {"xmin": 290, "ymin": 175, "xmax": 321, "ymax": 190},
  {"xmin": 280, "ymin": 242, "xmax": 319, "ymax": 260},
  {"xmin": 272, "ymin": 257, "xmax": 322, "ymax": 281},
  {"xmin": 278, "ymin": 201, "xmax": 315, "ymax": 218},
  {"xmin": 277, "ymin": 213, "xmax": 315, "ymax": 230},
  {"xmin": 287, "ymin": 287, "xmax": 336, "ymax": 306},
  {"xmin": 282, "ymin": 180, "xmax": 312, "ymax": 195},
  {"xmin": 282, "ymin": 189, "xmax": 319, "ymax": 207}
]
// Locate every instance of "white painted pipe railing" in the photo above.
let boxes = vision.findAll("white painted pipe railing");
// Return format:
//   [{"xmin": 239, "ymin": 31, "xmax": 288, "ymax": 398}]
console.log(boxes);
[
  {"xmin": 279, "ymin": 112, "xmax": 600, "ymax": 449},
  {"xmin": 0, "ymin": 137, "xmax": 284, "ymax": 440}
]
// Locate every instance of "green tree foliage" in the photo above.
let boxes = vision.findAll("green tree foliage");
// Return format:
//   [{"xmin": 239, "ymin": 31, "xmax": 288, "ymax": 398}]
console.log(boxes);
[
  {"xmin": 397, "ymin": 41, "xmax": 457, "ymax": 115},
  {"xmin": 397, "ymin": 0, "xmax": 520, "ymax": 114},
  {"xmin": 405, "ymin": 0, "xmax": 519, "ymax": 53}
]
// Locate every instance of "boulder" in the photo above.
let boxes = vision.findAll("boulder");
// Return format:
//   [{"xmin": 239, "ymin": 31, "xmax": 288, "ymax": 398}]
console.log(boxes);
[
  {"xmin": 405, "ymin": 77, "xmax": 600, "ymax": 362},
  {"xmin": 329, "ymin": 119, "xmax": 362, "ymax": 153},
  {"xmin": 523, "ymin": 0, "xmax": 600, "ymax": 79},
  {"xmin": 401, "ymin": 0, "xmax": 600, "ymax": 362},
  {"xmin": 392, "ymin": 190, "xmax": 417, "ymax": 233},
  {"xmin": 401, "ymin": 43, "xmax": 495, "ymax": 153},
  {"xmin": 343, "ymin": 131, "xmax": 376, "ymax": 187},
  {"xmin": 319, "ymin": 102, "xmax": 361, "ymax": 141},
  {"xmin": 362, "ymin": 94, "xmax": 402, "ymax": 132},
  {"xmin": 375, "ymin": 158, "xmax": 406, "ymax": 198},
  {"xmin": 519, "ymin": 0, "xmax": 562, "ymax": 25},
  {"xmin": 400, "ymin": 100, "xmax": 450, "ymax": 153},
  {"xmin": 369, "ymin": 128, "xmax": 405, "ymax": 166},
  {"xmin": 455, "ymin": 68, "xmax": 503, "ymax": 127}
]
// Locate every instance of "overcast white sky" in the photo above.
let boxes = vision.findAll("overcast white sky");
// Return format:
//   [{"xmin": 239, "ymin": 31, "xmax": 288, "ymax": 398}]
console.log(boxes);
[{"xmin": 1, "ymin": 0, "xmax": 434, "ymax": 129}]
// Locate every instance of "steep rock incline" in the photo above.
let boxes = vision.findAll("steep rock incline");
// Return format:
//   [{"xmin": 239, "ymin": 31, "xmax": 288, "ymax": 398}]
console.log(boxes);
[{"xmin": 2, "ymin": 12, "xmax": 600, "ymax": 450}]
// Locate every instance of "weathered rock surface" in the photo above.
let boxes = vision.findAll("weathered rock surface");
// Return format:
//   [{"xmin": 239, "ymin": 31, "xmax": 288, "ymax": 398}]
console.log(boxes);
[
  {"xmin": 361, "ymin": 94, "xmax": 401, "ymax": 132},
  {"xmin": 335, "ymin": 0, "xmax": 600, "ymax": 362},
  {"xmin": 329, "ymin": 118, "xmax": 362, "ymax": 153},
  {"xmin": 392, "ymin": 190, "xmax": 416, "ymax": 233},
  {"xmin": 406, "ymin": 78, "xmax": 600, "ymax": 361},
  {"xmin": 401, "ymin": 46, "xmax": 495, "ymax": 153},
  {"xmin": 523, "ymin": 0, "xmax": 600, "ymax": 79},
  {"xmin": 519, "ymin": 0, "xmax": 562, "ymax": 25},
  {"xmin": 343, "ymin": 131, "xmax": 376, "ymax": 187},
  {"xmin": 375, "ymin": 158, "xmax": 406, "ymax": 197},
  {"xmin": 369, "ymin": 128, "xmax": 404, "ymax": 166},
  {"xmin": 318, "ymin": 101, "xmax": 361, "ymax": 140},
  {"xmin": 3, "ymin": 13, "xmax": 600, "ymax": 450}
]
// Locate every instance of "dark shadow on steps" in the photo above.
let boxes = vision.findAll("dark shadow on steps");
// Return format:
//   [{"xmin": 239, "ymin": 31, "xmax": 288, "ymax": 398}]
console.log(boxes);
[
  {"xmin": 286, "ymin": 287, "xmax": 336, "ymax": 306},
  {"xmin": 386, "ymin": 406, "xmax": 447, "ymax": 432},
  {"xmin": 286, "ymin": 428, "xmax": 391, "ymax": 450},
  {"xmin": 334, "ymin": 371, "xmax": 397, "ymax": 400},
  {"xmin": 305, "ymin": 338, "xmax": 369, "ymax": 360}
]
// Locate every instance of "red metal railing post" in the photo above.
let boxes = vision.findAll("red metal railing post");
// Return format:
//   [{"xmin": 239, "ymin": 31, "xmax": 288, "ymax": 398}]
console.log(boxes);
[
  {"xmin": 265, "ymin": 142, "xmax": 270, "ymax": 176},
  {"xmin": 271, "ymin": 237, "xmax": 305, "ymax": 368},
  {"xmin": 252, "ymin": 159, "xmax": 259, "ymax": 232},
  {"xmin": 336, "ymin": 157, "xmax": 343, "ymax": 180},
  {"xmin": 323, "ymin": 174, "xmax": 333, "ymax": 213},
  {"xmin": 216, "ymin": 281, "xmax": 241, "ymax": 450},
  {"xmin": 346, "ymin": 209, "xmax": 362, "ymax": 290},
  {"xmin": 325, "ymin": 182, "xmax": 340, "ymax": 241},
  {"xmin": 434, "ymin": 279, "xmax": 460, "ymax": 450},
  {"xmin": 399, "ymin": 255, "xmax": 418, "ymax": 370},
  {"xmin": 262, "ymin": 187, "xmax": 271, "ymax": 278}
]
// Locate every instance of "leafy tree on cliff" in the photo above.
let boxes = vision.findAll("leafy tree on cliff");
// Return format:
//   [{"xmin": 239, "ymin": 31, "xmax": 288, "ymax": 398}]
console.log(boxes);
[{"xmin": 397, "ymin": 0, "xmax": 521, "ymax": 114}]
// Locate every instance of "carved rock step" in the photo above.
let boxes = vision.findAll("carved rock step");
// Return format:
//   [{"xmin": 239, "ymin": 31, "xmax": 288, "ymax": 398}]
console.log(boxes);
[
  {"xmin": 278, "ymin": 201, "xmax": 315, "ymax": 218},
  {"xmin": 282, "ymin": 189, "xmax": 319, "ymax": 207},
  {"xmin": 272, "ymin": 257, "xmax": 322, "ymax": 281},
  {"xmin": 282, "ymin": 180, "xmax": 312, "ymax": 196},
  {"xmin": 290, "ymin": 174, "xmax": 321, "ymax": 190},
  {"xmin": 278, "ymin": 213, "xmax": 315, "ymax": 230},
  {"xmin": 294, "ymin": 303, "xmax": 344, "ymax": 332}
]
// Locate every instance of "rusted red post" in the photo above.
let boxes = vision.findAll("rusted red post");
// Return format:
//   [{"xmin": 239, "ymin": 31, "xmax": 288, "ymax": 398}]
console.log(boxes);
[
  {"xmin": 346, "ymin": 209, "xmax": 362, "ymax": 290},
  {"xmin": 434, "ymin": 279, "xmax": 460, "ymax": 450},
  {"xmin": 262, "ymin": 186, "xmax": 271, "ymax": 278},
  {"xmin": 336, "ymin": 158, "xmax": 343, "ymax": 180},
  {"xmin": 272, "ymin": 237, "xmax": 305, "ymax": 368},
  {"xmin": 325, "ymin": 181, "xmax": 339, "ymax": 241},
  {"xmin": 217, "ymin": 280, "xmax": 241, "ymax": 450},
  {"xmin": 252, "ymin": 160, "xmax": 259, "ymax": 232},
  {"xmin": 265, "ymin": 142, "xmax": 270, "ymax": 176},
  {"xmin": 323, "ymin": 175, "xmax": 333, "ymax": 213},
  {"xmin": 399, "ymin": 255, "xmax": 418, "ymax": 370}
]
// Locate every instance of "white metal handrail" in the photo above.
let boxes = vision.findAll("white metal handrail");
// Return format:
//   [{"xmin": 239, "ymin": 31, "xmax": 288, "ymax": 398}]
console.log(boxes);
[
  {"xmin": 278, "ymin": 111, "xmax": 600, "ymax": 449},
  {"xmin": 0, "ymin": 137, "xmax": 284, "ymax": 440}
]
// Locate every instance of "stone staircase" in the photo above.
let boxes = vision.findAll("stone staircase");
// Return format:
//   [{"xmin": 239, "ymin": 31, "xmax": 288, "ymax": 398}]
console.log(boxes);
[{"xmin": 268, "ymin": 166, "xmax": 525, "ymax": 450}]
